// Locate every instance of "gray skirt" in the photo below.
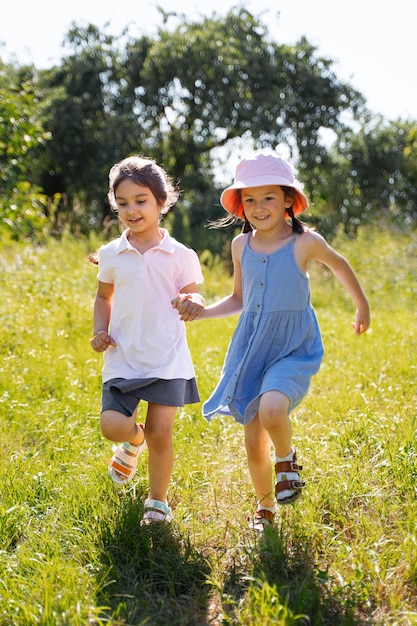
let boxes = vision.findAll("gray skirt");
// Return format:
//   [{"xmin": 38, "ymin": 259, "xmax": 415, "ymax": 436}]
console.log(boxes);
[{"xmin": 101, "ymin": 377, "xmax": 200, "ymax": 417}]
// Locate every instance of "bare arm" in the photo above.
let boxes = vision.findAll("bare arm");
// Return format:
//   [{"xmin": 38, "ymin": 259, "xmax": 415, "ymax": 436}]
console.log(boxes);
[
  {"xmin": 300, "ymin": 232, "xmax": 370, "ymax": 335},
  {"xmin": 90, "ymin": 281, "xmax": 117, "ymax": 352},
  {"xmin": 172, "ymin": 234, "xmax": 245, "ymax": 321},
  {"xmin": 197, "ymin": 234, "xmax": 244, "ymax": 320}
]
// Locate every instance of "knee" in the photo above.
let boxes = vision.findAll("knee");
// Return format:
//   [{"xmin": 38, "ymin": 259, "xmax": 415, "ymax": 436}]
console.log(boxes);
[
  {"xmin": 145, "ymin": 423, "xmax": 172, "ymax": 452},
  {"xmin": 258, "ymin": 393, "xmax": 289, "ymax": 430},
  {"xmin": 100, "ymin": 410, "xmax": 130, "ymax": 441},
  {"xmin": 259, "ymin": 408, "xmax": 286, "ymax": 430}
]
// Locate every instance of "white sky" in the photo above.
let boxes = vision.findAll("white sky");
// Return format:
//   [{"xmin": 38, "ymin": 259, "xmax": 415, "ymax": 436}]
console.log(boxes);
[{"xmin": 0, "ymin": 0, "xmax": 415, "ymax": 121}]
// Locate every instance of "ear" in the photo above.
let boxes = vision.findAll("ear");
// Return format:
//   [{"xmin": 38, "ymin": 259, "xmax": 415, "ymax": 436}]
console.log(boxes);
[{"xmin": 284, "ymin": 194, "xmax": 293, "ymax": 208}]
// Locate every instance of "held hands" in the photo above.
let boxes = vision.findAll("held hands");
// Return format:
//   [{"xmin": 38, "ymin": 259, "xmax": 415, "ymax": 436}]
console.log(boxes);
[
  {"xmin": 90, "ymin": 330, "xmax": 117, "ymax": 352},
  {"xmin": 171, "ymin": 293, "xmax": 205, "ymax": 321}
]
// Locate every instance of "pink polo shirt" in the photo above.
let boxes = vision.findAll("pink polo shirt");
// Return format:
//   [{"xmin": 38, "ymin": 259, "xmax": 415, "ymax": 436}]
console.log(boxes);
[{"xmin": 97, "ymin": 228, "xmax": 203, "ymax": 383}]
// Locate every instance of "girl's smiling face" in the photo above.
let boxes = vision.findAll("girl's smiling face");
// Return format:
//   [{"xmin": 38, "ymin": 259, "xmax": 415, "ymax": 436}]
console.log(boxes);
[
  {"xmin": 114, "ymin": 178, "xmax": 161, "ymax": 236},
  {"xmin": 241, "ymin": 185, "xmax": 292, "ymax": 229}
]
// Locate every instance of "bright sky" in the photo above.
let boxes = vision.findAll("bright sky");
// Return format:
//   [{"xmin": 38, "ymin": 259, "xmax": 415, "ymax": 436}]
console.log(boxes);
[{"xmin": 1, "ymin": 0, "xmax": 415, "ymax": 122}]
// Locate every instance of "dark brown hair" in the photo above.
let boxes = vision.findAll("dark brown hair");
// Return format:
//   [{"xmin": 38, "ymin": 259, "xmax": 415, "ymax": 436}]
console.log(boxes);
[
  {"xmin": 108, "ymin": 155, "xmax": 180, "ymax": 218},
  {"xmin": 88, "ymin": 156, "xmax": 180, "ymax": 266}
]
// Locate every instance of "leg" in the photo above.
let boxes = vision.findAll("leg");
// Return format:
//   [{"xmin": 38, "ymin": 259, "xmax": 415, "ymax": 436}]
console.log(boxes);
[
  {"xmin": 258, "ymin": 390, "xmax": 303, "ymax": 504},
  {"xmin": 101, "ymin": 408, "xmax": 144, "ymax": 446},
  {"xmin": 101, "ymin": 409, "xmax": 147, "ymax": 485},
  {"xmin": 144, "ymin": 403, "xmax": 177, "ymax": 503},
  {"xmin": 258, "ymin": 390, "xmax": 292, "ymax": 457},
  {"xmin": 245, "ymin": 415, "xmax": 275, "ymax": 509}
]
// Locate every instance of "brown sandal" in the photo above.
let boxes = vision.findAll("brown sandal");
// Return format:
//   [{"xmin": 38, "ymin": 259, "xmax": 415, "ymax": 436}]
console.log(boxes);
[
  {"xmin": 275, "ymin": 450, "xmax": 305, "ymax": 505},
  {"xmin": 249, "ymin": 508, "xmax": 275, "ymax": 532}
]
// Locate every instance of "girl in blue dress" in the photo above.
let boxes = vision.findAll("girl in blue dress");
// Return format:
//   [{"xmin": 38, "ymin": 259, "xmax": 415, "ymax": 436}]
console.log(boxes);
[{"xmin": 173, "ymin": 152, "xmax": 370, "ymax": 530}]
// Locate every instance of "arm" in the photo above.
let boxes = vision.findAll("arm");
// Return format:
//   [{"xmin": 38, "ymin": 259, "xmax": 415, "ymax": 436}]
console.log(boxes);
[
  {"xmin": 172, "ymin": 235, "xmax": 244, "ymax": 321},
  {"xmin": 90, "ymin": 281, "xmax": 117, "ymax": 352},
  {"xmin": 178, "ymin": 234, "xmax": 244, "ymax": 321},
  {"xmin": 199, "ymin": 264, "xmax": 243, "ymax": 319},
  {"xmin": 301, "ymin": 232, "xmax": 370, "ymax": 335},
  {"xmin": 203, "ymin": 234, "xmax": 245, "ymax": 318}
]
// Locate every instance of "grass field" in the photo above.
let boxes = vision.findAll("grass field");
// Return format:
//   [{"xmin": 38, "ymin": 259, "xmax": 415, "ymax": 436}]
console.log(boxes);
[{"xmin": 0, "ymin": 227, "xmax": 416, "ymax": 625}]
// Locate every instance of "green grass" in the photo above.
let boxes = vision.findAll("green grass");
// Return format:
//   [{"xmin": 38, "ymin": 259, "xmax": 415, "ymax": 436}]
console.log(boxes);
[{"xmin": 0, "ymin": 227, "xmax": 416, "ymax": 625}]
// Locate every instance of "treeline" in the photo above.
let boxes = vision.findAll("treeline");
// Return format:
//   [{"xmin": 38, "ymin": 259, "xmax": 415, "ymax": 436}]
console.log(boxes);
[{"xmin": 1, "ymin": 8, "xmax": 416, "ymax": 258}]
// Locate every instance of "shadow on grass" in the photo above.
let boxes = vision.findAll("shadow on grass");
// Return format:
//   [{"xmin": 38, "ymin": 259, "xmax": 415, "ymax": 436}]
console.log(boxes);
[
  {"xmin": 95, "ymin": 491, "xmax": 211, "ymax": 626},
  {"xmin": 222, "ymin": 518, "xmax": 369, "ymax": 626}
]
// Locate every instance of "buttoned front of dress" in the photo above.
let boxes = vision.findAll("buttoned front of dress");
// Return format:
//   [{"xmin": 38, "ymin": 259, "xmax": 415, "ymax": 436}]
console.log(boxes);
[{"xmin": 223, "ymin": 254, "xmax": 267, "ymax": 404}]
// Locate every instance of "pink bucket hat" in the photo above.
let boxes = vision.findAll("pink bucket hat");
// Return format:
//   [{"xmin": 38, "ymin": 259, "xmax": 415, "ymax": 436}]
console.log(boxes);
[{"xmin": 220, "ymin": 153, "xmax": 308, "ymax": 219}]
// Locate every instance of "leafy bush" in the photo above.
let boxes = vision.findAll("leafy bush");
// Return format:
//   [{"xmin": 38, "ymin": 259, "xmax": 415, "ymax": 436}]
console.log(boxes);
[{"xmin": 0, "ymin": 182, "xmax": 60, "ymax": 243}]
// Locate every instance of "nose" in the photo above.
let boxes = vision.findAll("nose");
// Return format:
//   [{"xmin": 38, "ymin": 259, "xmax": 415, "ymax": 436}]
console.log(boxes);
[
  {"xmin": 253, "ymin": 200, "xmax": 265, "ymax": 211},
  {"xmin": 127, "ymin": 202, "xmax": 138, "ymax": 213}
]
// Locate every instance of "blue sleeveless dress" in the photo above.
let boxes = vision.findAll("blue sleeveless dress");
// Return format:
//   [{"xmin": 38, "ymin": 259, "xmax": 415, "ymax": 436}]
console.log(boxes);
[{"xmin": 203, "ymin": 233, "xmax": 324, "ymax": 425}]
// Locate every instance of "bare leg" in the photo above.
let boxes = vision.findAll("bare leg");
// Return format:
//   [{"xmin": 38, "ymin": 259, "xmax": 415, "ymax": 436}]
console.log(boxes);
[
  {"xmin": 244, "ymin": 415, "xmax": 275, "ymax": 509},
  {"xmin": 258, "ymin": 390, "xmax": 302, "ymax": 503},
  {"xmin": 144, "ymin": 403, "xmax": 177, "ymax": 503},
  {"xmin": 100, "ymin": 408, "xmax": 144, "ymax": 446},
  {"xmin": 101, "ymin": 408, "xmax": 147, "ymax": 484},
  {"xmin": 258, "ymin": 390, "xmax": 292, "ymax": 458}
]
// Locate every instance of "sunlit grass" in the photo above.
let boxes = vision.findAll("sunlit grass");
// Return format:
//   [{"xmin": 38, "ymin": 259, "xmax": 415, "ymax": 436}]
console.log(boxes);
[{"xmin": 0, "ymin": 227, "xmax": 416, "ymax": 625}]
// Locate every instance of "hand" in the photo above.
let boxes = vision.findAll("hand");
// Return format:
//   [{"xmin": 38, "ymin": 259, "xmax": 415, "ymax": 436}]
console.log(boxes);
[
  {"xmin": 351, "ymin": 306, "xmax": 370, "ymax": 336},
  {"xmin": 171, "ymin": 294, "xmax": 204, "ymax": 321},
  {"xmin": 90, "ymin": 330, "xmax": 117, "ymax": 352}
]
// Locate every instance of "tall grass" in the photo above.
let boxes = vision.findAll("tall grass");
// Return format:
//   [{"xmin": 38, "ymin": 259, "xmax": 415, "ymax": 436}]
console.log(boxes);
[{"xmin": 0, "ymin": 227, "xmax": 416, "ymax": 625}]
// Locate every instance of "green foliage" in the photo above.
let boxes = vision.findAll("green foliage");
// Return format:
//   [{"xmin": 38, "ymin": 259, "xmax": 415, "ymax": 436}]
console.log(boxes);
[
  {"xmin": 0, "ymin": 60, "xmax": 56, "ymax": 242},
  {"xmin": 2, "ymin": 10, "xmax": 417, "ymax": 251},
  {"xmin": 35, "ymin": 25, "xmax": 123, "ymax": 216},
  {"xmin": 308, "ymin": 118, "xmax": 417, "ymax": 235},
  {"xmin": 0, "ymin": 61, "xmax": 50, "ymax": 193},
  {"xmin": 0, "ymin": 181, "xmax": 61, "ymax": 243},
  {"xmin": 0, "ymin": 227, "xmax": 416, "ymax": 624},
  {"xmin": 4, "ymin": 8, "xmax": 370, "ymax": 250}
]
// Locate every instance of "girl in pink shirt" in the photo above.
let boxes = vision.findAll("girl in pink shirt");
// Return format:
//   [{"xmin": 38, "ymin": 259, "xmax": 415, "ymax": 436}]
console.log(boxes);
[{"xmin": 90, "ymin": 156, "xmax": 205, "ymax": 523}]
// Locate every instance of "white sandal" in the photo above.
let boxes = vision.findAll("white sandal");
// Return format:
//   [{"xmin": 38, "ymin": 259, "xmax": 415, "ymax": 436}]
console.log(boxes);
[
  {"xmin": 107, "ymin": 423, "xmax": 147, "ymax": 485},
  {"xmin": 142, "ymin": 498, "xmax": 173, "ymax": 523}
]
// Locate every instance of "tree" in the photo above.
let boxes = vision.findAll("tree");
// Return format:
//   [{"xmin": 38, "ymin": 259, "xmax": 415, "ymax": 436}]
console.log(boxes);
[
  {"xmin": 0, "ymin": 60, "xmax": 54, "ymax": 240},
  {"xmin": 0, "ymin": 62, "xmax": 48, "ymax": 193},
  {"xmin": 117, "ymin": 8, "xmax": 366, "ymax": 247},
  {"xmin": 309, "ymin": 117, "xmax": 417, "ymax": 234},
  {"xmin": 36, "ymin": 24, "xmax": 131, "ymax": 229},
  {"xmin": 23, "ymin": 9, "xmax": 370, "ymax": 249}
]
